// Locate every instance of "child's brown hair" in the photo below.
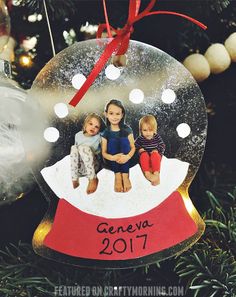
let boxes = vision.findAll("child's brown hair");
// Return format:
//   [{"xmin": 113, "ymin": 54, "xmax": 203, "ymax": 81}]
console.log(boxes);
[
  {"xmin": 139, "ymin": 115, "xmax": 158, "ymax": 135},
  {"xmin": 82, "ymin": 113, "xmax": 102, "ymax": 133}
]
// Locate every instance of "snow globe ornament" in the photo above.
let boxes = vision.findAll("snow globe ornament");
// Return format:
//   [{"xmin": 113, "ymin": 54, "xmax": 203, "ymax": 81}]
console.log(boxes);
[{"xmin": 22, "ymin": 38, "xmax": 207, "ymax": 268}]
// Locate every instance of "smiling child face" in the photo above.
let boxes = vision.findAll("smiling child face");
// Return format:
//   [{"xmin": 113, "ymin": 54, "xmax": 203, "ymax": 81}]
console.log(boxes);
[
  {"xmin": 106, "ymin": 104, "xmax": 123, "ymax": 126},
  {"xmin": 141, "ymin": 123, "xmax": 155, "ymax": 140},
  {"xmin": 84, "ymin": 117, "xmax": 100, "ymax": 136}
]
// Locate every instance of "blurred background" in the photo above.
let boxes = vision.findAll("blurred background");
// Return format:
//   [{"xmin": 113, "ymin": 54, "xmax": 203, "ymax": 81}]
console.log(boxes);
[{"xmin": 0, "ymin": 1, "xmax": 235, "ymax": 296}]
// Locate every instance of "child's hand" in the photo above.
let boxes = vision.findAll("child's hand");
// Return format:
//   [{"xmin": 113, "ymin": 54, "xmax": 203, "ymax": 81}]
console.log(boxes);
[
  {"xmin": 112, "ymin": 153, "xmax": 123, "ymax": 161},
  {"xmin": 139, "ymin": 148, "xmax": 145, "ymax": 154},
  {"xmin": 117, "ymin": 154, "xmax": 130, "ymax": 164},
  {"xmin": 151, "ymin": 150, "xmax": 158, "ymax": 153}
]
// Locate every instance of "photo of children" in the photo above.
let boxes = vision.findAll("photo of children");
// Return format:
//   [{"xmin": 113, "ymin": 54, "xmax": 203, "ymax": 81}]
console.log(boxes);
[
  {"xmin": 69, "ymin": 102, "xmax": 165, "ymax": 196},
  {"xmin": 101, "ymin": 99, "xmax": 136, "ymax": 193},
  {"xmin": 135, "ymin": 115, "xmax": 165, "ymax": 186},
  {"xmin": 70, "ymin": 113, "xmax": 103, "ymax": 194}
]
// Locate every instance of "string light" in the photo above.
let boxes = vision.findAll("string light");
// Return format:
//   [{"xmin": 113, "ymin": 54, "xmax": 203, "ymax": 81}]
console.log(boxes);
[{"xmin": 19, "ymin": 54, "xmax": 33, "ymax": 67}]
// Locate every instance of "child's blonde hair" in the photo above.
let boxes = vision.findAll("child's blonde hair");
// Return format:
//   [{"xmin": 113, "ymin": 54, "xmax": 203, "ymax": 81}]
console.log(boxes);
[
  {"xmin": 82, "ymin": 113, "xmax": 102, "ymax": 133},
  {"xmin": 139, "ymin": 115, "xmax": 158, "ymax": 135}
]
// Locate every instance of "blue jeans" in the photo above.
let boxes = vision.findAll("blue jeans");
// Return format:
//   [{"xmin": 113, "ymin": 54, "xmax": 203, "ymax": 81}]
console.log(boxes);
[{"xmin": 107, "ymin": 137, "xmax": 131, "ymax": 173}]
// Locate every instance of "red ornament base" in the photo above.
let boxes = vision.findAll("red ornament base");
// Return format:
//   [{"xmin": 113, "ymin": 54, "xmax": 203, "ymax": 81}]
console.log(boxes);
[{"xmin": 44, "ymin": 191, "xmax": 197, "ymax": 261}]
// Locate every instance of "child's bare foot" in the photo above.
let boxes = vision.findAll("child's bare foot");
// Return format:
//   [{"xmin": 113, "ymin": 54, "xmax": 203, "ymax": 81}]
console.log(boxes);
[
  {"xmin": 151, "ymin": 172, "xmax": 160, "ymax": 186},
  {"xmin": 72, "ymin": 180, "xmax": 79, "ymax": 189},
  {"xmin": 122, "ymin": 173, "xmax": 132, "ymax": 192},
  {"xmin": 144, "ymin": 171, "xmax": 156, "ymax": 183},
  {"xmin": 115, "ymin": 173, "xmax": 123, "ymax": 192},
  {"xmin": 87, "ymin": 178, "xmax": 99, "ymax": 194}
]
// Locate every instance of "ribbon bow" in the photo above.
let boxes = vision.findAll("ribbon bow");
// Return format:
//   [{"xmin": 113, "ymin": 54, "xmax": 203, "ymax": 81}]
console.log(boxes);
[{"xmin": 69, "ymin": 0, "xmax": 206, "ymax": 107}]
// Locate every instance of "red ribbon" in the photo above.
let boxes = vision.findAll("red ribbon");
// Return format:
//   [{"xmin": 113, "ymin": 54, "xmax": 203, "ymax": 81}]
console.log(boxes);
[{"xmin": 69, "ymin": 0, "xmax": 207, "ymax": 107}]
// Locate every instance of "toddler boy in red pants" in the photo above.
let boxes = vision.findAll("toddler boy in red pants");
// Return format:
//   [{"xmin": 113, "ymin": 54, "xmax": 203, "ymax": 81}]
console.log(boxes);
[{"xmin": 135, "ymin": 115, "xmax": 165, "ymax": 185}]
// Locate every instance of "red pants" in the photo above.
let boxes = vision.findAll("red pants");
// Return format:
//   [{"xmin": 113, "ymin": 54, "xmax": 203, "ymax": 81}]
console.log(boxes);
[{"xmin": 139, "ymin": 151, "xmax": 161, "ymax": 172}]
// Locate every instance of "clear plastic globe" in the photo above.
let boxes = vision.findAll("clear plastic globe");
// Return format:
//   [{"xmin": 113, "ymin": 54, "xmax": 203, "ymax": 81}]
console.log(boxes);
[
  {"xmin": 0, "ymin": 0, "xmax": 10, "ymax": 53},
  {"xmin": 22, "ymin": 39, "xmax": 207, "ymax": 268}
]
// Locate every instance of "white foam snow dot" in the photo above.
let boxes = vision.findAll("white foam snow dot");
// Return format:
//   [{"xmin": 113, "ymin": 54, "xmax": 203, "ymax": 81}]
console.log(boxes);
[
  {"xmin": 105, "ymin": 64, "xmax": 121, "ymax": 80},
  {"xmin": 161, "ymin": 89, "xmax": 176, "ymax": 104},
  {"xmin": 54, "ymin": 103, "xmax": 69, "ymax": 118},
  {"xmin": 129, "ymin": 88, "xmax": 144, "ymax": 104},
  {"xmin": 44, "ymin": 127, "xmax": 59, "ymax": 142},
  {"xmin": 71, "ymin": 73, "xmax": 86, "ymax": 90},
  {"xmin": 176, "ymin": 123, "xmax": 191, "ymax": 138}
]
